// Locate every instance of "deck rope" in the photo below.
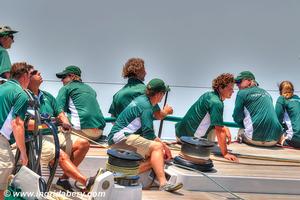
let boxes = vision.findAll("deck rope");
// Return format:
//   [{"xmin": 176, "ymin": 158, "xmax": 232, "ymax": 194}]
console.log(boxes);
[
  {"xmin": 170, "ymin": 162, "xmax": 244, "ymax": 200},
  {"xmin": 106, "ymin": 162, "xmax": 139, "ymax": 176}
]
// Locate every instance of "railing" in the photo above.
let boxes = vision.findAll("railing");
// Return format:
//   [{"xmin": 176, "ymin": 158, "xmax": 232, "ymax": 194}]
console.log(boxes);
[{"xmin": 104, "ymin": 116, "xmax": 240, "ymax": 128}]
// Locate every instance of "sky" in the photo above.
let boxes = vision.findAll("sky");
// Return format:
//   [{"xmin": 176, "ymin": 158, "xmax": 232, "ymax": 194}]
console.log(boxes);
[{"xmin": 1, "ymin": 0, "xmax": 300, "ymax": 139}]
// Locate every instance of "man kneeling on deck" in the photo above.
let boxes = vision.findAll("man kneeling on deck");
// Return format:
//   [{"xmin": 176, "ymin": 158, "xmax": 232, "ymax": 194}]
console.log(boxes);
[
  {"xmin": 175, "ymin": 73, "xmax": 238, "ymax": 162},
  {"xmin": 27, "ymin": 65, "xmax": 100, "ymax": 192},
  {"xmin": 233, "ymin": 71, "xmax": 283, "ymax": 147},
  {"xmin": 108, "ymin": 78, "xmax": 183, "ymax": 192}
]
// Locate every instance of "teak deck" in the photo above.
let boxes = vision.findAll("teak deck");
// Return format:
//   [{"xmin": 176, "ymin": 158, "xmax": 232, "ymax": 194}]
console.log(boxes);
[{"xmin": 46, "ymin": 142, "xmax": 300, "ymax": 199}]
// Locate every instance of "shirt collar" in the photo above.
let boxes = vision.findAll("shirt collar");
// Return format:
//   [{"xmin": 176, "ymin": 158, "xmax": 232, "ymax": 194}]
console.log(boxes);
[{"xmin": 128, "ymin": 77, "xmax": 144, "ymax": 85}]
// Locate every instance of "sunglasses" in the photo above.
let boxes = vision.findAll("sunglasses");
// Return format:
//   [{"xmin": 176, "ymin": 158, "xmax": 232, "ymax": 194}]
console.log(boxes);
[
  {"xmin": 6, "ymin": 34, "xmax": 14, "ymax": 40},
  {"xmin": 61, "ymin": 75, "xmax": 68, "ymax": 80},
  {"xmin": 30, "ymin": 70, "xmax": 38, "ymax": 76},
  {"xmin": 235, "ymin": 80, "xmax": 242, "ymax": 85}
]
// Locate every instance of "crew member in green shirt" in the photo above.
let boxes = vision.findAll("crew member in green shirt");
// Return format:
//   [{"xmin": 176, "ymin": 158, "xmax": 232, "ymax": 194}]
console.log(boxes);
[
  {"xmin": 109, "ymin": 58, "xmax": 173, "ymax": 119},
  {"xmin": 108, "ymin": 78, "xmax": 183, "ymax": 192},
  {"xmin": 175, "ymin": 73, "xmax": 238, "ymax": 162},
  {"xmin": 275, "ymin": 81, "xmax": 300, "ymax": 148},
  {"xmin": 27, "ymin": 65, "xmax": 98, "ymax": 192},
  {"xmin": 233, "ymin": 71, "xmax": 283, "ymax": 146},
  {"xmin": 56, "ymin": 66, "xmax": 106, "ymax": 140},
  {"xmin": 0, "ymin": 25, "xmax": 18, "ymax": 82},
  {"xmin": 0, "ymin": 62, "xmax": 30, "ymax": 199}
]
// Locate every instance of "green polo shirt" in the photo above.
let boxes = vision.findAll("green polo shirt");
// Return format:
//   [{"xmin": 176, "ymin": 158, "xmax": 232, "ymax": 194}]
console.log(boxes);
[
  {"xmin": 109, "ymin": 78, "xmax": 145, "ymax": 117},
  {"xmin": 175, "ymin": 91, "xmax": 224, "ymax": 138},
  {"xmin": 109, "ymin": 78, "xmax": 160, "ymax": 118},
  {"xmin": 275, "ymin": 95, "xmax": 300, "ymax": 143},
  {"xmin": 0, "ymin": 46, "xmax": 11, "ymax": 75},
  {"xmin": 108, "ymin": 94, "xmax": 156, "ymax": 145},
  {"xmin": 56, "ymin": 80, "xmax": 106, "ymax": 130},
  {"xmin": 233, "ymin": 86, "xmax": 282, "ymax": 142},
  {"xmin": 27, "ymin": 90, "xmax": 61, "ymax": 135},
  {"xmin": 0, "ymin": 80, "xmax": 28, "ymax": 142}
]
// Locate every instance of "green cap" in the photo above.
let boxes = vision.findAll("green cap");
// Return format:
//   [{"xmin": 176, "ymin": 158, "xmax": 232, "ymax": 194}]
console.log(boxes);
[
  {"xmin": 235, "ymin": 71, "xmax": 256, "ymax": 82},
  {"xmin": 0, "ymin": 25, "xmax": 18, "ymax": 37},
  {"xmin": 56, "ymin": 65, "xmax": 81, "ymax": 78},
  {"xmin": 147, "ymin": 78, "xmax": 170, "ymax": 93}
]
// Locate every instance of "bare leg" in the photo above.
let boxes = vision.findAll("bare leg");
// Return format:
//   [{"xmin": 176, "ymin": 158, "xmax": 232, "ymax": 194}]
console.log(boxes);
[
  {"xmin": 60, "ymin": 139, "xmax": 89, "ymax": 180},
  {"xmin": 51, "ymin": 150, "xmax": 87, "ymax": 185},
  {"xmin": 148, "ymin": 142, "xmax": 167, "ymax": 186},
  {"xmin": 70, "ymin": 139, "xmax": 90, "ymax": 166}
]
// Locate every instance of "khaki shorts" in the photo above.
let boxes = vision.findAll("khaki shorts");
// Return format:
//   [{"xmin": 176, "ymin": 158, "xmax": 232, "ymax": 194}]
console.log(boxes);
[
  {"xmin": 41, "ymin": 132, "xmax": 80, "ymax": 163},
  {"xmin": 238, "ymin": 129, "xmax": 277, "ymax": 147},
  {"xmin": 72, "ymin": 128, "xmax": 103, "ymax": 140},
  {"xmin": 0, "ymin": 135, "xmax": 15, "ymax": 190},
  {"xmin": 110, "ymin": 134, "xmax": 155, "ymax": 158}
]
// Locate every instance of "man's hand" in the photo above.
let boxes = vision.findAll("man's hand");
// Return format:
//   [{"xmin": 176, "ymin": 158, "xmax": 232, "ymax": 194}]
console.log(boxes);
[
  {"xmin": 278, "ymin": 134, "xmax": 287, "ymax": 146},
  {"xmin": 163, "ymin": 104, "xmax": 173, "ymax": 115},
  {"xmin": 20, "ymin": 151, "xmax": 28, "ymax": 166},
  {"xmin": 162, "ymin": 143, "xmax": 172, "ymax": 161},
  {"xmin": 224, "ymin": 153, "xmax": 239, "ymax": 162},
  {"xmin": 61, "ymin": 122, "xmax": 72, "ymax": 132}
]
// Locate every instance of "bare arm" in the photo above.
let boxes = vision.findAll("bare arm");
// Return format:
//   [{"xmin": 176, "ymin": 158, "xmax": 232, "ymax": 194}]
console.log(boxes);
[
  {"xmin": 57, "ymin": 112, "xmax": 72, "ymax": 131},
  {"xmin": 153, "ymin": 104, "xmax": 173, "ymax": 120},
  {"xmin": 12, "ymin": 117, "xmax": 28, "ymax": 165},
  {"xmin": 215, "ymin": 126, "xmax": 238, "ymax": 162}
]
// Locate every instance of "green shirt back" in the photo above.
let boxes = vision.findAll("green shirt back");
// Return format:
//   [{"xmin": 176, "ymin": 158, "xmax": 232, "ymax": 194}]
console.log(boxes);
[
  {"xmin": 275, "ymin": 95, "xmax": 300, "ymax": 143},
  {"xmin": 108, "ymin": 95, "xmax": 156, "ymax": 145},
  {"xmin": 109, "ymin": 78, "xmax": 147, "ymax": 117},
  {"xmin": 233, "ymin": 86, "xmax": 282, "ymax": 141},
  {"xmin": 175, "ymin": 91, "xmax": 224, "ymax": 138},
  {"xmin": 56, "ymin": 80, "xmax": 106, "ymax": 130},
  {"xmin": 0, "ymin": 80, "xmax": 28, "ymax": 142}
]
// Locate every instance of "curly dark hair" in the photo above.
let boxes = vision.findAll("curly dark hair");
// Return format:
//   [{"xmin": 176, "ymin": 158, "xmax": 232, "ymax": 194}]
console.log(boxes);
[
  {"xmin": 122, "ymin": 58, "xmax": 145, "ymax": 78},
  {"xmin": 212, "ymin": 73, "xmax": 234, "ymax": 91}
]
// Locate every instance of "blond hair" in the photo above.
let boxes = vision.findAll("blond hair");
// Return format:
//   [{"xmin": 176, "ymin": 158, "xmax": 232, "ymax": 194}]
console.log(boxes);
[
  {"xmin": 279, "ymin": 81, "xmax": 294, "ymax": 99},
  {"xmin": 10, "ymin": 62, "xmax": 30, "ymax": 79}
]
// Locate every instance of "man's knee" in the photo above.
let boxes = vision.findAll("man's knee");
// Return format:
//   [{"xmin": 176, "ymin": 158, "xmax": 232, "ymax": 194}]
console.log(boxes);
[
  {"xmin": 75, "ymin": 138, "xmax": 90, "ymax": 151},
  {"xmin": 149, "ymin": 141, "xmax": 163, "ymax": 151}
]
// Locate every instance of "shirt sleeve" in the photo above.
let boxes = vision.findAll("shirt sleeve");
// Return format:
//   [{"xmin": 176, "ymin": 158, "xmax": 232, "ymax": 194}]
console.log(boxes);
[
  {"xmin": 50, "ymin": 95, "xmax": 61, "ymax": 117},
  {"xmin": 209, "ymin": 100, "xmax": 224, "ymax": 127},
  {"xmin": 12, "ymin": 92, "xmax": 29, "ymax": 121},
  {"xmin": 275, "ymin": 96, "xmax": 285, "ymax": 125},
  {"xmin": 232, "ymin": 92, "xmax": 245, "ymax": 127},
  {"xmin": 0, "ymin": 49, "xmax": 11, "ymax": 72},
  {"xmin": 153, "ymin": 104, "xmax": 161, "ymax": 112},
  {"xmin": 108, "ymin": 101, "xmax": 116, "ymax": 116},
  {"xmin": 56, "ymin": 87, "xmax": 69, "ymax": 112},
  {"xmin": 141, "ymin": 109, "xmax": 156, "ymax": 140}
]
